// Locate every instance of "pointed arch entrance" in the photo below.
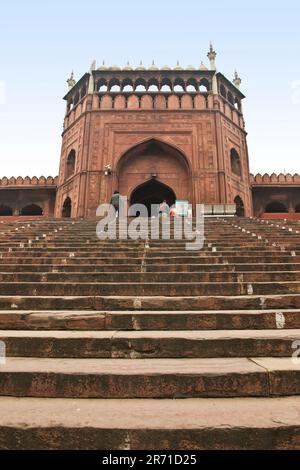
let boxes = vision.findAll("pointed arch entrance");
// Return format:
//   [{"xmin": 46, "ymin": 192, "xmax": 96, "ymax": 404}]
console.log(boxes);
[
  {"xmin": 117, "ymin": 138, "xmax": 190, "ymax": 206},
  {"xmin": 234, "ymin": 196, "xmax": 245, "ymax": 217},
  {"xmin": 62, "ymin": 197, "xmax": 72, "ymax": 218},
  {"xmin": 131, "ymin": 179, "xmax": 176, "ymax": 213}
]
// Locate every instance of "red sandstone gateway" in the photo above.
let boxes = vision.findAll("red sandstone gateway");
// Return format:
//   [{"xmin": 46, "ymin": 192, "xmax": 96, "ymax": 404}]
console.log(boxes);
[
  {"xmin": 0, "ymin": 51, "xmax": 300, "ymax": 451},
  {"xmin": 1, "ymin": 46, "xmax": 299, "ymax": 221}
]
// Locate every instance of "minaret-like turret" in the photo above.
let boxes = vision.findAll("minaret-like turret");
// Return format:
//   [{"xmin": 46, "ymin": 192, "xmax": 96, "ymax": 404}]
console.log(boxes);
[
  {"xmin": 88, "ymin": 60, "xmax": 96, "ymax": 94},
  {"xmin": 233, "ymin": 69, "xmax": 242, "ymax": 89},
  {"xmin": 67, "ymin": 71, "xmax": 76, "ymax": 90},
  {"xmin": 207, "ymin": 42, "xmax": 217, "ymax": 71}
]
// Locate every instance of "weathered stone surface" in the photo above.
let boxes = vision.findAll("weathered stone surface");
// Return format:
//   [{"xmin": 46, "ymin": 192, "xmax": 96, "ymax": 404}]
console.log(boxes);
[
  {"xmin": 0, "ymin": 357, "xmax": 270, "ymax": 398},
  {"xmin": 0, "ymin": 396, "xmax": 300, "ymax": 450}
]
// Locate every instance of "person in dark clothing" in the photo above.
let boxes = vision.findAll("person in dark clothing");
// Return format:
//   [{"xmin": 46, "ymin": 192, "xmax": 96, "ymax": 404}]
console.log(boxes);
[{"xmin": 110, "ymin": 190, "xmax": 120, "ymax": 218}]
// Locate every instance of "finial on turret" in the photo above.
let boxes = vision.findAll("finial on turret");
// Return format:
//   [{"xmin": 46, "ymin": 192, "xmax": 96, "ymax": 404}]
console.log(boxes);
[
  {"xmin": 149, "ymin": 60, "xmax": 158, "ymax": 70},
  {"xmin": 136, "ymin": 60, "xmax": 145, "ymax": 70},
  {"xmin": 67, "ymin": 71, "xmax": 76, "ymax": 90},
  {"xmin": 207, "ymin": 42, "xmax": 217, "ymax": 71},
  {"xmin": 123, "ymin": 61, "xmax": 132, "ymax": 70},
  {"xmin": 174, "ymin": 60, "xmax": 182, "ymax": 70},
  {"xmin": 233, "ymin": 69, "xmax": 242, "ymax": 89}
]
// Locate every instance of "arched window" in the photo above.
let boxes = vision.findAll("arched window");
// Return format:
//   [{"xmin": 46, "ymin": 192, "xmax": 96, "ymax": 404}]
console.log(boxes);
[
  {"xmin": 66, "ymin": 150, "xmax": 76, "ymax": 179},
  {"xmin": 199, "ymin": 78, "xmax": 210, "ymax": 93},
  {"xmin": 21, "ymin": 204, "xmax": 43, "ymax": 216},
  {"xmin": 0, "ymin": 205, "xmax": 13, "ymax": 216},
  {"xmin": 97, "ymin": 78, "xmax": 107, "ymax": 92},
  {"xmin": 234, "ymin": 196, "xmax": 245, "ymax": 217},
  {"xmin": 230, "ymin": 148, "xmax": 242, "ymax": 177},
  {"xmin": 186, "ymin": 78, "xmax": 198, "ymax": 93},
  {"xmin": 295, "ymin": 203, "xmax": 300, "ymax": 213},
  {"xmin": 108, "ymin": 78, "xmax": 120, "ymax": 92},
  {"xmin": 99, "ymin": 84, "xmax": 108, "ymax": 92},
  {"xmin": 173, "ymin": 78, "xmax": 185, "ymax": 93},
  {"xmin": 62, "ymin": 197, "xmax": 72, "ymax": 218},
  {"xmin": 265, "ymin": 201, "xmax": 288, "ymax": 213},
  {"xmin": 220, "ymin": 84, "xmax": 226, "ymax": 98},
  {"xmin": 134, "ymin": 78, "xmax": 147, "ymax": 92}
]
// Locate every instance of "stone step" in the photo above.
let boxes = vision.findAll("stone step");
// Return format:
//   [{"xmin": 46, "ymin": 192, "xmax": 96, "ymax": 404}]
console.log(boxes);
[
  {"xmin": 0, "ymin": 239, "xmax": 276, "ymax": 246},
  {"xmin": 0, "ymin": 281, "xmax": 299, "ymax": 296},
  {"xmin": 1, "ymin": 255, "xmax": 299, "ymax": 265},
  {"xmin": 1, "ymin": 271, "xmax": 300, "ymax": 283},
  {"xmin": 0, "ymin": 395, "xmax": 299, "ymax": 449},
  {"xmin": 0, "ymin": 357, "xmax": 298, "ymax": 398},
  {"xmin": 1, "ymin": 263, "xmax": 300, "ymax": 273},
  {"xmin": 0, "ymin": 309, "xmax": 299, "ymax": 330},
  {"xmin": 0, "ymin": 329, "xmax": 298, "ymax": 358},
  {"xmin": 1, "ymin": 294, "xmax": 300, "ymax": 311}
]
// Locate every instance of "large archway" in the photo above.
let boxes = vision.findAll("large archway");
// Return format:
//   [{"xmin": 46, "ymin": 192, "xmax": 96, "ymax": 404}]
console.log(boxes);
[
  {"xmin": 21, "ymin": 204, "xmax": 43, "ymax": 216},
  {"xmin": 131, "ymin": 179, "xmax": 176, "ymax": 214},
  {"xmin": 0, "ymin": 205, "xmax": 13, "ymax": 216},
  {"xmin": 234, "ymin": 196, "xmax": 245, "ymax": 217},
  {"xmin": 265, "ymin": 201, "xmax": 288, "ymax": 213},
  {"xmin": 117, "ymin": 139, "xmax": 190, "ymax": 205}
]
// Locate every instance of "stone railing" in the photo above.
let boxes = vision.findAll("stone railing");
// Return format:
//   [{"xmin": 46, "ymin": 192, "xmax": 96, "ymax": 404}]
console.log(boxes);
[
  {"xmin": 0, "ymin": 176, "xmax": 58, "ymax": 188},
  {"xmin": 250, "ymin": 173, "xmax": 300, "ymax": 185}
]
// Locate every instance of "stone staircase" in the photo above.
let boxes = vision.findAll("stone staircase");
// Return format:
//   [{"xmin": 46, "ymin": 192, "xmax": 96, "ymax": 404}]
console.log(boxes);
[{"xmin": 0, "ymin": 217, "xmax": 300, "ymax": 450}]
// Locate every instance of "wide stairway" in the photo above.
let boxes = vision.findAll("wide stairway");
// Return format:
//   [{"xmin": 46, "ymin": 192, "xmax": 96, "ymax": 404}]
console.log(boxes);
[{"xmin": 0, "ymin": 216, "xmax": 300, "ymax": 449}]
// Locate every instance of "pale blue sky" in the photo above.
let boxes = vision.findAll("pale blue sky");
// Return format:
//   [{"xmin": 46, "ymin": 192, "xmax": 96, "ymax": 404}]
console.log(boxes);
[{"xmin": 0, "ymin": 0, "xmax": 299, "ymax": 177}]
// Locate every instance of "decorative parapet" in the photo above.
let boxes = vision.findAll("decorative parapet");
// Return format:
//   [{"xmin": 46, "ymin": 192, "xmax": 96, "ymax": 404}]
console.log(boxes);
[
  {"xmin": 0, "ymin": 176, "xmax": 58, "ymax": 188},
  {"xmin": 250, "ymin": 173, "xmax": 300, "ymax": 186}
]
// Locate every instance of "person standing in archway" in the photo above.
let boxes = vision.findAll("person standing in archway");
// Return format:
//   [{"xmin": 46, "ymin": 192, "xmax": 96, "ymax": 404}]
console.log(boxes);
[{"xmin": 110, "ymin": 190, "xmax": 120, "ymax": 218}]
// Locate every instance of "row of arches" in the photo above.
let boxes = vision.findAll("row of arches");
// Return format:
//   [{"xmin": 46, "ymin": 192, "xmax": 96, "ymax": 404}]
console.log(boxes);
[
  {"xmin": 99, "ymin": 93, "xmax": 208, "ymax": 110},
  {"xmin": 264, "ymin": 201, "xmax": 300, "ymax": 213},
  {"xmin": 66, "ymin": 77, "xmax": 212, "ymax": 113},
  {"xmin": 97, "ymin": 77, "xmax": 210, "ymax": 94},
  {"xmin": 0, "ymin": 204, "xmax": 44, "ymax": 216},
  {"xmin": 220, "ymin": 84, "xmax": 241, "ymax": 111}
]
